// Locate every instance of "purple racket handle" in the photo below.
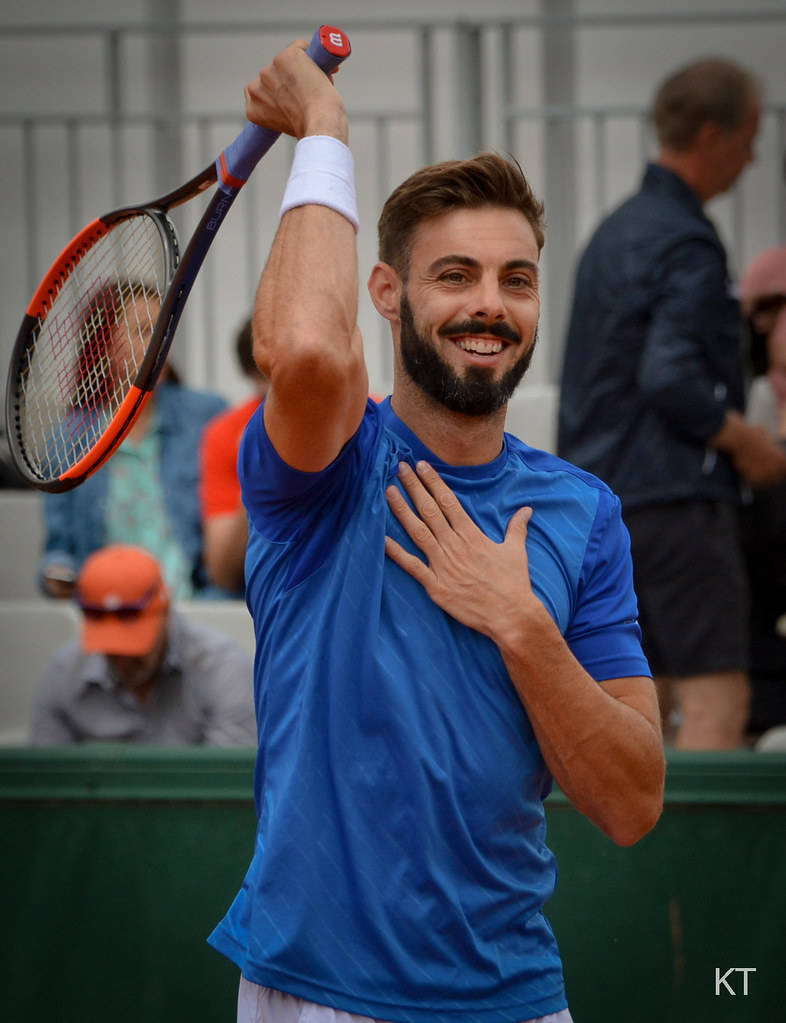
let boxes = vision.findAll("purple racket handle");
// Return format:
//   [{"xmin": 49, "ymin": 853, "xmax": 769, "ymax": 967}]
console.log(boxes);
[{"xmin": 216, "ymin": 25, "xmax": 351, "ymax": 194}]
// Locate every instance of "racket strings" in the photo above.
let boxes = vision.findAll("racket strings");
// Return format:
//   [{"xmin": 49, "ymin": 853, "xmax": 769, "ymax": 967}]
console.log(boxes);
[{"xmin": 16, "ymin": 215, "xmax": 170, "ymax": 480}]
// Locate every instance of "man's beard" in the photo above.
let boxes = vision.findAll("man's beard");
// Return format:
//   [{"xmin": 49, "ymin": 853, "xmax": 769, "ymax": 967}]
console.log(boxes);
[{"xmin": 398, "ymin": 291, "xmax": 536, "ymax": 416}]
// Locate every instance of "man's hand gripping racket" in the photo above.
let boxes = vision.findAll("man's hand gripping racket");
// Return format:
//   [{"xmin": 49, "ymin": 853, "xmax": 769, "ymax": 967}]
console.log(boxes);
[{"xmin": 4, "ymin": 26, "xmax": 350, "ymax": 492}]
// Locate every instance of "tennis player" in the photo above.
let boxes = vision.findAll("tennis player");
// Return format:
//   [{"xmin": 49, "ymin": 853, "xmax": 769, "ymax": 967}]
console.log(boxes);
[{"xmin": 208, "ymin": 38, "xmax": 665, "ymax": 1023}]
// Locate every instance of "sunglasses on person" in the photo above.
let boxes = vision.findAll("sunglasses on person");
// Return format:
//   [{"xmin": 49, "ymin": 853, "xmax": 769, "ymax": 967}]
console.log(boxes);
[{"xmin": 76, "ymin": 580, "xmax": 163, "ymax": 621}]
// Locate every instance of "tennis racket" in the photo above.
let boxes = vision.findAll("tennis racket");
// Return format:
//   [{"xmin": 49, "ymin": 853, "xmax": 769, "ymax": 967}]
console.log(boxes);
[{"xmin": 5, "ymin": 24, "xmax": 351, "ymax": 493}]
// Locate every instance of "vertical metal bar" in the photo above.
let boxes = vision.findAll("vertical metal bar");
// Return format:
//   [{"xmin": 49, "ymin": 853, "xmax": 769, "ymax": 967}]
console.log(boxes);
[
  {"xmin": 594, "ymin": 113, "xmax": 606, "ymax": 218},
  {"xmin": 105, "ymin": 29, "xmax": 122, "ymax": 208},
  {"xmin": 376, "ymin": 116, "xmax": 391, "ymax": 218},
  {"xmin": 454, "ymin": 24, "xmax": 482, "ymax": 158},
  {"xmin": 540, "ymin": 0, "xmax": 577, "ymax": 380},
  {"xmin": 419, "ymin": 26, "xmax": 434, "ymax": 166},
  {"xmin": 639, "ymin": 109, "xmax": 652, "ymax": 166},
  {"xmin": 67, "ymin": 120, "xmax": 80, "ymax": 238},
  {"xmin": 149, "ymin": 0, "xmax": 184, "ymax": 198},
  {"xmin": 500, "ymin": 23, "xmax": 514, "ymax": 155},
  {"xmin": 779, "ymin": 109, "xmax": 786, "ymax": 243},
  {"xmin": 22, "ymin": 121, "xmax": 38, "ymax": 297},
  {"xmin": 479, "ymin": 24, "xmax": 504, "ymax": 153},
  {"xmin": 376, "ymin": 115, "xmax": 393, "ymax": 382}
]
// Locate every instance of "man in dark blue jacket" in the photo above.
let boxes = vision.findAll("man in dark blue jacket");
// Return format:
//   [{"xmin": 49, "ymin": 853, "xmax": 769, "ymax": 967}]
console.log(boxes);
[{"xmin": 558, "ymin": 57, "xmax": 786, "ymax": 750}]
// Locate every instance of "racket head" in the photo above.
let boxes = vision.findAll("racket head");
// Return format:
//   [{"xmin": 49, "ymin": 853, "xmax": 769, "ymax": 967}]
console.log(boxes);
[{"xmin": 5, "ymin": 208, "xmax": 179, "ymax": 492}]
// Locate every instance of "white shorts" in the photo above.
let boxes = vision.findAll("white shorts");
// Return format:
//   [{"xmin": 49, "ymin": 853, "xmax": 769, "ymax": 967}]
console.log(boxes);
[{"xmin": 237, "ymin": 978, "xmax": 574, "ymax": 1023}]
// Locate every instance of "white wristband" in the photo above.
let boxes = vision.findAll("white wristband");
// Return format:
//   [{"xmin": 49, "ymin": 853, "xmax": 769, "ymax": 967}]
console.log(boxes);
[{"xmin": 280, "ymin": 135, "xmax": 359, "ymax": 233}]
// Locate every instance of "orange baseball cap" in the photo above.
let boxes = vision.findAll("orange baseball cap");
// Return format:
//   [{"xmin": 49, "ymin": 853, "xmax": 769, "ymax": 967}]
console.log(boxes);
[{"xmin": 75, "ymin": 545, "xmax": 170, "ymax": 656}]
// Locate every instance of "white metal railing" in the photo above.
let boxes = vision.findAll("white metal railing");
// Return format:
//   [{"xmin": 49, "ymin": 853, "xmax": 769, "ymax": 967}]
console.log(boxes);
[{"xmin": 1, "ymin": 8, "xmax": 785, "ymax": 404}]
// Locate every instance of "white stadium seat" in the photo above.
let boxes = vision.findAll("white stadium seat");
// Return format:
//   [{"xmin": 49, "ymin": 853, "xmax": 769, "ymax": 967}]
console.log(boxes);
[
  {"xmin": 0, "ymin": 492, "xmax": 44, "ymax": 600},
  {"xmin": 0, "ymin": 599, "xmax": 80, "ymax": 745}
]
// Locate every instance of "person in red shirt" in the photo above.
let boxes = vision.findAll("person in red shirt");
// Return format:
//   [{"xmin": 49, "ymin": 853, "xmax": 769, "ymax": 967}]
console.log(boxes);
[{"xmin": 200, "ymin": 318, "xmax": 269, "ymax": 594}]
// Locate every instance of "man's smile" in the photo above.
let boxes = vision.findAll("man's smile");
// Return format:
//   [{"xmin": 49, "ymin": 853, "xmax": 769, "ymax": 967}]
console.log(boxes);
[{"xmin": 452, "ymin": 335, "xmax": 506, "ymax": 356}]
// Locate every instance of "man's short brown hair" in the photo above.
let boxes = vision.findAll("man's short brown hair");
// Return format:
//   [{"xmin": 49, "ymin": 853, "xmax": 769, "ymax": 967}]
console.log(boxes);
[
  {"xmin": 653, "ymin": 57, "xmax": 760, "ymax": 151},
  {"xmin": 377, "ymin": 152, "xmax": 546, "ymax": 278}
]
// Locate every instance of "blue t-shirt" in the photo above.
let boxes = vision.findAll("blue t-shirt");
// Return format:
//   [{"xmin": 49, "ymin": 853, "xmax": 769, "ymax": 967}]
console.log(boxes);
[{"xmin": 208, "ymin": 397, "xmax": 650, "ymax": 1022}]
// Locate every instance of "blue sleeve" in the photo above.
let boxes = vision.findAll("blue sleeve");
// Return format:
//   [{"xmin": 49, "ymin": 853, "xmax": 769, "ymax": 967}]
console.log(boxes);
[
  {"xmin": 566, "ymin": 489, "xmax": 652, "ymax": 681},
  {"xmin": 238, "ymin": 401, "xmax": 383, "ymax": 585}
]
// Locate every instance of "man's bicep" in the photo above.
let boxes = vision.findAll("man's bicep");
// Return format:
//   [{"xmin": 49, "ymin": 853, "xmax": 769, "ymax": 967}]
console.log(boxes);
[{"xmin": 262, "ymin": 325, "xmax": 369, "ymax": 473}]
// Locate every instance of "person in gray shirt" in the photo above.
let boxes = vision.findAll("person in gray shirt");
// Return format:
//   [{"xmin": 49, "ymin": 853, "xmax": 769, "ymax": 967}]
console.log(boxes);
[{"xmin": 31, "ymin": 544, "xmax": 256, "ymax": 746}]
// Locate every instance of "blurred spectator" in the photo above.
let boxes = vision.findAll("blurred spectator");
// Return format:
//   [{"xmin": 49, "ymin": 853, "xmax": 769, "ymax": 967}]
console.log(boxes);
[
  {"xmin": 558, "ymin": 57, "xmax": 786, "ymax": 749},
  {"xmin": 39, "ymin": 361, "xmax": 227, "ymax": 601},
  {"xmin": 740, "ymin": 245, "xmax": 786, "ymax": 438},
  {"xmin": 31, "ymin": 545, "xmax": 255, "ymax": 746},
  {"xmin": 739, "ymin": 245, "xmax": 786, "ymax": 739},
  {"xmin": 200, "ymin": 317, "xmax": 269, "ymax": 594}
]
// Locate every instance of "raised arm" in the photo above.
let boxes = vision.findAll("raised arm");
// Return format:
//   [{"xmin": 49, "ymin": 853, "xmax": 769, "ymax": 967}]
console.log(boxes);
[{"xmin": 244, "ymin": 41, "xmax": 369, "ymax": 472}]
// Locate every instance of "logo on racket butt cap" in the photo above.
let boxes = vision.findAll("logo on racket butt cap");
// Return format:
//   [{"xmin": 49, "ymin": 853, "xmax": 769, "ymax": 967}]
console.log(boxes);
[{"xmin": 319, "ymin": 25, "xmax": 351, "ymax": 62}]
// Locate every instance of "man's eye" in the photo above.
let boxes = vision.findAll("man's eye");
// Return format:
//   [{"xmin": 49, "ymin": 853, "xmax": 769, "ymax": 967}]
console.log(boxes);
[
  {"xmin": 441, "ymin": 271, "xmax": 468, "ymax": 284},
  {"xmin": 506, "ymin": 275, "xmax": 531, "ymax": 289}
]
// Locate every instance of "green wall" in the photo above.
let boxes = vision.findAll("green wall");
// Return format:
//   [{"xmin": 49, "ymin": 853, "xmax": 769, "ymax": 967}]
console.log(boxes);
[{"xmin": 1, "ymin": 748, "xmax": 784, "ymax": 1022}]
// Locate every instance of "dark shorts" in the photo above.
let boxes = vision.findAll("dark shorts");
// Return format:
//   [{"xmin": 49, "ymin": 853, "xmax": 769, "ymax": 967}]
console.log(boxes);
[{"xmin": 623, "ymin": 500, "xmax": 750, "ymax": 678}]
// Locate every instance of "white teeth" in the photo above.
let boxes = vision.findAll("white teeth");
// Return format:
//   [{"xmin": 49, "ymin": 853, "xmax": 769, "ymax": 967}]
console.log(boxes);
[{"xmin": 455, "ymin": 338, "xmax": 503, "ymax": 355}]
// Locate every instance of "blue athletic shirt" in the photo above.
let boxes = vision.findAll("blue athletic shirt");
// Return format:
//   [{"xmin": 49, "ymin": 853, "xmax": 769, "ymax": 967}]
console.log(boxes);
[{"xmin": 208, "ymin": 397, "xmax": 651, "ymax": 1022}]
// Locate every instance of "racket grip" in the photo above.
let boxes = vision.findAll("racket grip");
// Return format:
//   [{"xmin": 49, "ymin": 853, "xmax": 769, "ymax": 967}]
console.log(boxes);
[{"xmin": 217, "ymin": 25, "xmax": 351, "ymax": 193}]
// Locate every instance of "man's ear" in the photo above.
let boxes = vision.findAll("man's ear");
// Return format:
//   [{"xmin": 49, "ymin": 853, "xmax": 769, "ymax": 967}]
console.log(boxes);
[
  {"xmin": 368, "ymin": 262, "xmax": 403, "ymax": 322},
  {"xmin": 694, "ymin": 119, "xmax": 723, "ymax": 151}
]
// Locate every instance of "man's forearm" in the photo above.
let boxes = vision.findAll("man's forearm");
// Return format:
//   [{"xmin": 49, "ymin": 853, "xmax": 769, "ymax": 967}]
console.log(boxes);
[
  {"xmin": 243, "ymin": 41, "xmax": 367, "ymax": 473},
  {"xmin": 495, "ymin": 605, "xmax": 665, "ymax": 846}
]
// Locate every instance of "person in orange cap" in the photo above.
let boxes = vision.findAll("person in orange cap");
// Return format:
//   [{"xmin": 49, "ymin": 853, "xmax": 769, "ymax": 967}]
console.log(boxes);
[{"xmin": 30, "ymin": 544, "xmax": 256, "ymax": 746}]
